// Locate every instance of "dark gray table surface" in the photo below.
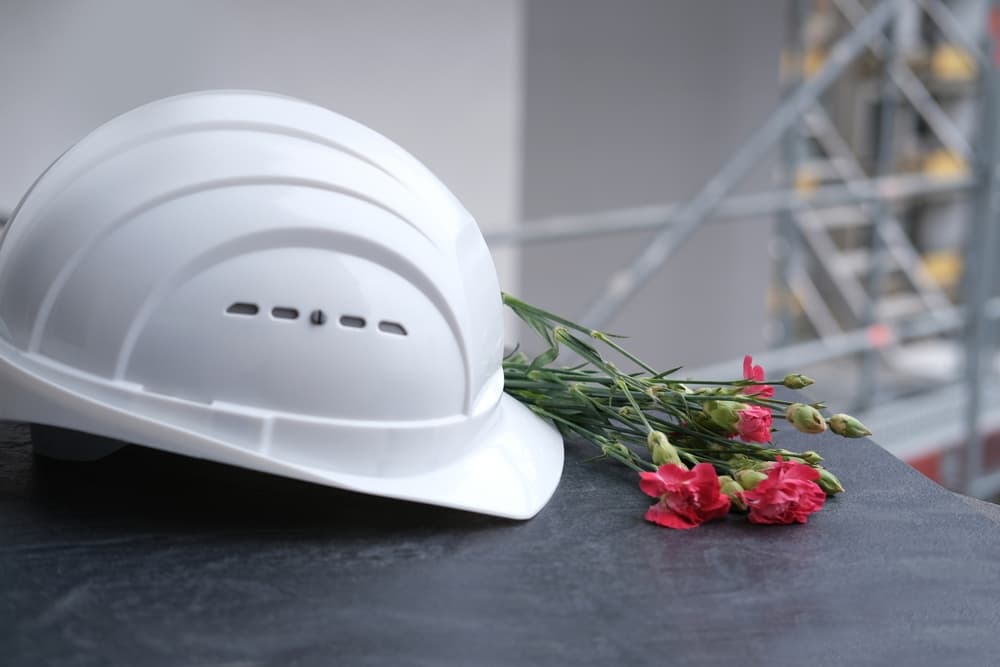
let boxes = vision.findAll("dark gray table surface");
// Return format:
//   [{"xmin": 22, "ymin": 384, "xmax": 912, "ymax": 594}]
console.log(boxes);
[{"xmin": 3, "ymin": 414, "xmax": 1000, "ymax": 667}]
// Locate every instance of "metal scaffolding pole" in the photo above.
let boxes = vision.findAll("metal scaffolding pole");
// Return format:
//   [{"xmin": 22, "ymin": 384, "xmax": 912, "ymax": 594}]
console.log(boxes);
[
  {"xmin": 802, "ymin": 108, "xmax": 954, "ymax": 315},
  {"xmin": 921, "ymin": 0, "xmax": 995, "ymax": 68},
  {"xmin": 856, "ymin": 13, "xmax": 900, "ymax": 410},
  {"xmin": 836, "ymin": 0, "xmax": 974, "ymax": 160},
  {"xmin": 689, "ymin": 295, "xmax": 1000, "ymax": 381},
  {"xmin": 961, "ymin": 12, "xmax": 1000, "ymax": 495},
  {"xmin": 775, "ymin": 0, "xmax": 809, "ymax": 347},
  {"xmin": 486, "ymin": 174, "xmax": 970, "ymax": 246},
  {"xmin": 578, "ymin": 0, "xmax": 905, "ymax": 329}
]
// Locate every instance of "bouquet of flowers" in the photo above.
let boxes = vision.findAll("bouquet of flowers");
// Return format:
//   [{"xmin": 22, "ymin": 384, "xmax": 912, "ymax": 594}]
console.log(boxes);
[{"xmin": 501, "ymin": 294, "xmax": 870, "ymax": 530}]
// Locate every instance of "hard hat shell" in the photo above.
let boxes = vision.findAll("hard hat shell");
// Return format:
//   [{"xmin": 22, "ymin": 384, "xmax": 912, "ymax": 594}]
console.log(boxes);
[{"xmin": 0, "ymin": 90, "xmax": 563, "ymax": 519}]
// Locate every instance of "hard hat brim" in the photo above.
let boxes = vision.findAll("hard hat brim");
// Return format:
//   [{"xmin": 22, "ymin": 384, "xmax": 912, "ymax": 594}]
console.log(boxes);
[
  {"xmin": 297, "ymin": 394, "xmax": 565, "ymax": 520},
  {"xmin": 0, "ymin": 340, "xmax": 565, "ymax": 519}
]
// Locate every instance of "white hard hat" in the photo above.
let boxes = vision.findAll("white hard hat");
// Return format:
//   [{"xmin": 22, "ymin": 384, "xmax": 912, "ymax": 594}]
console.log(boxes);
[{"xmin": 0, "ymin": 90, "xmax": 563, "ymax": 519}]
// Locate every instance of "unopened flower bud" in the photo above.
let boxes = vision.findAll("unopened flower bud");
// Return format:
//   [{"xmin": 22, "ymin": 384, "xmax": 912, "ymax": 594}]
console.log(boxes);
[
  {"xmin": 816, "ymin": 467, "xmax": 845, "ymax": 495},
  {"xmin": 782, "ymin": 373, "xmax": 814, "ymax": 389},
  {"xmin": 692, "ymin": 411, "xmax": 721, "ymax": 432},
  {"xmin": 647, "ymin": 430, "xmax": 682, "ymax": 467},
  {"xmin": 718, "ymin": 474, "xmax": 747, "ymax": 511},
  {"xmin": 800, "ymin": 450, "xmax": 823, "ymax": 465},
  {"xmin": 602, "ymin": 442, "xmax": 631, "ymax": 460},
  {"xmin": 646, "ymin": 384, "xmax": 667, "ymax": 399},
  {"xmin": 828, "ymin": 413, "xmax": 871, "ymax": 438},
  {"xmin": 706, "ymin": 400, "xmax": 742, "ymax": 432},
  {"xmin": 735, "ymin": 469, "xmax": 768, "ymax": 490},
  {"xmin": 785, "ymin": 403, "xmax": 827, "ymax": 434}
]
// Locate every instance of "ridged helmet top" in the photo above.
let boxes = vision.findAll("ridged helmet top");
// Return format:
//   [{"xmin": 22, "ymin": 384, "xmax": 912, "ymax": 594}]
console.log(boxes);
[{"xmin": 0, "ymin": 91, "xmax": 504, "ymax": 422}]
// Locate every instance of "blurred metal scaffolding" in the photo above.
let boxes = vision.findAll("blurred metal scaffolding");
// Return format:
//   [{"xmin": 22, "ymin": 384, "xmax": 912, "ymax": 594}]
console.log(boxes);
[{"xmin": 488, "ymin": 0, "xmax": 1000, "ymax": 498}]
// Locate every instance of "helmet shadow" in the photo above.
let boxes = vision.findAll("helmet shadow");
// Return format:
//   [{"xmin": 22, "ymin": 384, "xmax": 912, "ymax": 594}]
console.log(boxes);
[{"xmin": 7, "ymin": 424, "xmax": 513, "ymax": 539}]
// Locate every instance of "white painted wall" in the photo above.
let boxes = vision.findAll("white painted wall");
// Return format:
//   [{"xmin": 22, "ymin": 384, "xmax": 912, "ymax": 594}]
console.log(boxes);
[{"xmin": 0, "ymin": 0, "xmax": 523, "ymax": 296}]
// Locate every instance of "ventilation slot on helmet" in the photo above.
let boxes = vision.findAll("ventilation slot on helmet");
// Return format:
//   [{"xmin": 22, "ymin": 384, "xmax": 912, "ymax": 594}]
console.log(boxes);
[
  {"xmin": 226, "ymin": 306, "xmax": 402, "ymax": 334},
  {"xmin": 378, "ymin": 321, "xmax": 407, "ymax": 336},
  {"xmin": 226, "ymin": 302, "xmax": 259, "ymax": 316},
  {"xmin": 339, "ymin": 315, "xmax": 366, "ymax": 329}
]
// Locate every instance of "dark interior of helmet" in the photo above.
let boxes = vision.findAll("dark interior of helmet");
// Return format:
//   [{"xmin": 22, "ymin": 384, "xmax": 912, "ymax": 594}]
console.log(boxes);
[{"xmin": 30, "ymin": 424, "xmax": 129, "ymax": 462}]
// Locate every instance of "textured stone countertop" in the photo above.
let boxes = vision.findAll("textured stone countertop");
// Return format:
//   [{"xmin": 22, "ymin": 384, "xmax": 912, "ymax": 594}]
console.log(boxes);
[{"xmin": 2, "ymin": 414, "xmax": 1000, "ymax": 666}]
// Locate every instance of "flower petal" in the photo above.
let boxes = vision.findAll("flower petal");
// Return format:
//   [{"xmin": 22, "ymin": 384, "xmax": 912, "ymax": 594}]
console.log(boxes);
[
  {"xmin": 638, "ymin": 471, "xmax": 669, "ymax": 498},
  {"xmin": 654, "ymin": 463, "xmax": 693, "ymax": 484},
  {"xmin": 645, "ymin": 502, "xmax": 700, "ymax": 529},
  {"xmin": 690, "ymin": 462, "xmax": 721, "ymax": 484}
]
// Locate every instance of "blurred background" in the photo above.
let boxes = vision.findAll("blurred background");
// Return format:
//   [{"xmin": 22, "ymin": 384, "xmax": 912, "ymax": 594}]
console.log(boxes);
[{"xmin": 1, "ymin": 0, "xmax": 998, "ymax": 497}]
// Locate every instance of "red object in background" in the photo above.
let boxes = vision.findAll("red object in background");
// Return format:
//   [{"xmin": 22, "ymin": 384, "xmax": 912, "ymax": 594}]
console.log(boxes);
[
  {"xmin": 905, "ymin": 428, "xmax": 1000, "ymax": 486},
  {"xmin": 866, "ymin": 323, "xmax": 894, "ymax": 348},
  {"xmin": 908, "ymin": 449, "xmax": 950, "ymax": 483},
  {"xmin": 992, "ymin": 7, "xmax": 1000, "ymax": 67}
]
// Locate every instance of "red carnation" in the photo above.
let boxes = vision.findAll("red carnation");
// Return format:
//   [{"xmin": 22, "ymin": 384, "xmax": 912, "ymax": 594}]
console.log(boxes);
[
  {"xmin": 742, "ymin": 354, "xmax": 774, "ymax": 398},
  {"xmin": 742, "ymin": 458, "xmax": 826, "ymax": 524},
  {"xmin": 638, "ymin": 463, "xmax": 731, "ymax": 529},
  {"xmin": 736, "ymin": 404, "xmax": 773, "ymax": 443}
]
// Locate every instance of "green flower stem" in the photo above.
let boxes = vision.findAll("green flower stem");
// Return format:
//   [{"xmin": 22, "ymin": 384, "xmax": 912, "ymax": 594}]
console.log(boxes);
[
  {"xmin": 500, "ymin": 292, "xmax": 850, "ymax": 493},
  {"xmin": 502, "ymin": 293, "xmax": 593, "ymax": 336},
  {"xmin": 616, "ymin": 379, "xmax": 654, "ymax": 433},
  {"xmin": 591, "ymin": 330, "xmax": 658, "ymax": 375},
  {"xmin": 525, "ymin": 404, "xmax": 654, "ymax": 472}
]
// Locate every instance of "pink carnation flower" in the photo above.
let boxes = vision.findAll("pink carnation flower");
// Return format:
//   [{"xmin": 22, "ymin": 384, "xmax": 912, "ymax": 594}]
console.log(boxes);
[
  {"xmin": 742, "ymin": 355, "xmax": 774, "ymax": 398},
  {"xmin": 743, "ymin": 458, "xmax": 826, "ymax": 524},
  {"xmin": 638, "ymin": 463, "xmax": 731, "ymax": 530},
  {"xmin": 737, "ymin": 404, "xmax": 773, "ymax": 443}
]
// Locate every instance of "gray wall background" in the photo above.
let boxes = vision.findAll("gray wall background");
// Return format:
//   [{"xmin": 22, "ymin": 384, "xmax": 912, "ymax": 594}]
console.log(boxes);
[{"xmin": 519, "ymin": 0, "xmax": 784, "ymax": 368}]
